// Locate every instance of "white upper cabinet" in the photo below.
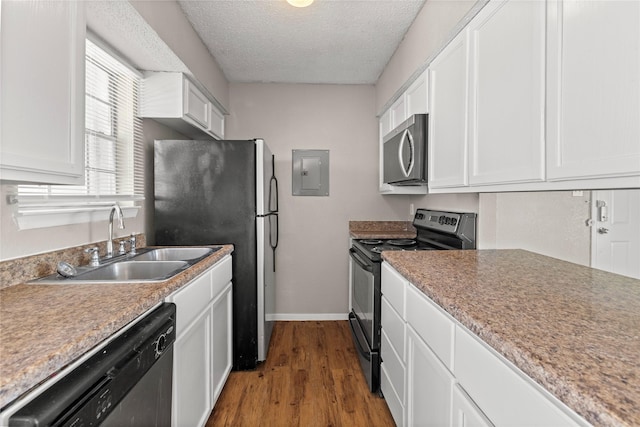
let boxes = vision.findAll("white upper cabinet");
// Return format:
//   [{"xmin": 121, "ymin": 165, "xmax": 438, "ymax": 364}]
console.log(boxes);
[
  {"xmin": 390, "ymin": 95, "xmax": 407, "ymax": 130},
  {"xmin": 405, "ymin": 70, "xmax": 429, "ymax": 118},
  {"xmin": 428, "ymin": 29, "xmax": 470, "ymax": 189},
  {"xmin": 425, "ymin": 0, "xmax": 640, "ymax": 193},
  {"xmin": 0, "ymin": 0, "xmax": 85, "ymax": 184},
  {"xmin": 140, "ymin": 72, "xmax": 225, "ymax": 140},
  {"xmin": 468, "ymin": 0, "xmax": 546, "ymax": 186},
  {"xmin": 546, "ymin": 0, "xmax": 640, "ymax": 182}
]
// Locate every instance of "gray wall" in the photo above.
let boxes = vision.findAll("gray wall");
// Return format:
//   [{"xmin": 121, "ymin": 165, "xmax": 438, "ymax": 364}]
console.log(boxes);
[{"xmin": 226, "ymin": 83, "xmax": 409, "ymax": 318}]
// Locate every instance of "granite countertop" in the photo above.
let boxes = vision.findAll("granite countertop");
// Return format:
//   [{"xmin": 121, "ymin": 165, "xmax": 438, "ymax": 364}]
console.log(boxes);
[
  {"xmin": 0, "ymin": 245, "xmax": 233, "ymax": 409},
  {"xmin": 382, "ymin": 249, "xmax": 640, "ymax": 427},
  {"xmin": 349, "ymin": 220, "xmax": 416, "ymax": 239}
]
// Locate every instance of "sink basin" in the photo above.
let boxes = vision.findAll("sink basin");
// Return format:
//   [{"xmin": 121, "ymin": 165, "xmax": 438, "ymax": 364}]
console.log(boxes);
[
  {"xmin": 31, "ymin": 261, "xmax": 189, "ymax": 284},
  {"xmin": 132, "ymin": 247, "xmax": 216, "ymax": 262},
  {"xmin": 73, "ymin": 261, "xmax": 188, "ymax": 281},
  {"xmin": 29, "ymin": 246, "xmax": 219, "ymax": 285}
]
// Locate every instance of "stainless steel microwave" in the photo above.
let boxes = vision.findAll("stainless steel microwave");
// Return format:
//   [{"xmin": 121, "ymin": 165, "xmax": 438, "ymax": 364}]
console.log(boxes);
[{"xmin": 383, "ymin": 114, "xmax": 428, "ymax": 186}]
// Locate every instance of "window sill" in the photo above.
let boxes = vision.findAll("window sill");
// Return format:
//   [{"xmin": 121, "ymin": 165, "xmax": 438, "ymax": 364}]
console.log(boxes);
[{"xmin": 14, "ymin": 206, "xmax": 140, "ymax": 230}]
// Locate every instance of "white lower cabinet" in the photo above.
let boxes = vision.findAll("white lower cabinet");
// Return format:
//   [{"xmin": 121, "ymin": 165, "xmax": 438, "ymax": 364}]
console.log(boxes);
[
  {"xmin": 452, "ymin": 384, "xmax": 494, "ymax": 427},
  {"xmin": 406, "ymin": 324, "xmax": 455, "ymax": 426},
  {"xmin": 454, "ymin": 327, "xmax": 582, "ymax": 426},
  {"xmin": 166, "ymin": 255, "xmax": 233, "ymax": 427},
  {"xmin": 173, "ymin": 308, "xmax": 212, "ymax": 427},
  {"xmin": 210, "ymin": 282, "xmax": 233, "ymax": 405},
  {"xmin": 381, "ymin": 262, "xmax": 587, "ymax": 427}
]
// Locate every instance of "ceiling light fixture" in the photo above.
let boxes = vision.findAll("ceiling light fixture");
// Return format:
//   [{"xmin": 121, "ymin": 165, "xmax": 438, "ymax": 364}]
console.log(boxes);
[{"xmin": 286, "ymin": 0, "xmax": 314, "ymax": 7}]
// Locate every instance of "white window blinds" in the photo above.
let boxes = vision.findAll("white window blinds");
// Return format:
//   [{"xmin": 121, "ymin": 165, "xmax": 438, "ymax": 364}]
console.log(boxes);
[{"xmin": 15, "ymin": 39, "xmax": 144, "ymax": 224}]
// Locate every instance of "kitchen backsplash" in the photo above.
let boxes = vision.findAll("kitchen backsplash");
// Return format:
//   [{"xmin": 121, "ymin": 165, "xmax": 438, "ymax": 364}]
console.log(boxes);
[{"xmin": 0, "ymin": 234, "xmax": 146, "ymax": 289}]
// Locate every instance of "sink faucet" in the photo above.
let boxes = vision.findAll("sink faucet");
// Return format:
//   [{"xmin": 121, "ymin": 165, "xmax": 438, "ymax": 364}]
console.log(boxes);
[{"xmin": 107, "ymin": 203, "xmax": 125, "ymax": 257}]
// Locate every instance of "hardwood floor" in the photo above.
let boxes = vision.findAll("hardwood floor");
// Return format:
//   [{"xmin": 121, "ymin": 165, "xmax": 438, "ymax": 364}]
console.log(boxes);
[{"xmin": 206, "ymin": 321, "xmax": 395, "ymax": 426}]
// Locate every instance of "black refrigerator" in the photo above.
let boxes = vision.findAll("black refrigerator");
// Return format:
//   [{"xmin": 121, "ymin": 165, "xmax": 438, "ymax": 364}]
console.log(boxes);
[{"xmin": 154, "ymin": 138, "xmax": 278, "ymax": 370}]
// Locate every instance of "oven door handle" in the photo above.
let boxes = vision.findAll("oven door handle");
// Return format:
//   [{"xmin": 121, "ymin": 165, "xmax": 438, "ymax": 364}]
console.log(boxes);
[
  {"xmin": 349, "ymin": 248, "xmax": 373, "ymax": 273},
  {"xmin": 348, "ymin": 313, "xmax": 371, "ymax": 362}
]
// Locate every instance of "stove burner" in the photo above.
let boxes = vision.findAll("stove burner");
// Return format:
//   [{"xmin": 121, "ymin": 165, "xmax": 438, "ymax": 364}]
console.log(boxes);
[
  {"xmin": 386, "ymin": 239, "xmax": 416, "ymax": 247},
  {"xmin": 360, "ymin": 239, "xmax": 384, "ymax": 245}
]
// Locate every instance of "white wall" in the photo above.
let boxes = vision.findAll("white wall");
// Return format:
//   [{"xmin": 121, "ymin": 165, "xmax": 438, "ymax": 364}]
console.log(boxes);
[
  {"xmin": 226, "ymin": 83, "xmax": 409, "ymax": 317},
  {"xmin": 478, "ymin": 191, "xmax": 592, "ymax": 265}
]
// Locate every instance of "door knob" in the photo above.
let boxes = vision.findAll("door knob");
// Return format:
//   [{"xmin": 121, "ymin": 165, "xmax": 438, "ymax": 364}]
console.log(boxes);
[{"xmin": 598, "ymin": 227, "xmax": 610, "ymax": 234}]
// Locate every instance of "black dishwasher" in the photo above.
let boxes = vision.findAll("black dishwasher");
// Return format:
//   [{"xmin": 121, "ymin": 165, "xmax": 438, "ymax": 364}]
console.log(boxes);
[{"xmin": 9, "ymin": 303, "xmax": 176, "ymax": 427}]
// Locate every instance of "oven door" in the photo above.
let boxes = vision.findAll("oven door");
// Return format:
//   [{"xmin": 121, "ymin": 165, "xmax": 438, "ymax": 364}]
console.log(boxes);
[
  {"xmin": 349, "ymin": 248, "xmax": 376, "ymax": 347},
  {"xmin": 349, "ymin": 247, "xmax": 381, "ymax": 392}
]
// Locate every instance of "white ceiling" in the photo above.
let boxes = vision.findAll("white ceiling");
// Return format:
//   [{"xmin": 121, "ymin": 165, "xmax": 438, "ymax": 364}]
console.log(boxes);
[{"xmin": 178, "ymin": 0, "xmax": 427, "ymax": 85}]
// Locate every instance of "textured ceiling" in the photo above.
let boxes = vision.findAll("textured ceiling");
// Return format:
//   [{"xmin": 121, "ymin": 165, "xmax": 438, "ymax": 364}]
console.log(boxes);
[{"xmin": 178, "ymin": 0, "xmax": 427, "ymax": 84}]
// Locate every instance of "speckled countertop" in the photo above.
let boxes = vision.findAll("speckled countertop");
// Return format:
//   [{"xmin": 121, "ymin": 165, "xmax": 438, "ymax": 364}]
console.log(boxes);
[
  {"xmin": 382, "ymin": 249, "xmax": 640, "ymax": 427},
  {"xmin": 0, "ymin": 245, "xmax": 233, "ymax": 409},
  {"xmin": 349, "ymin": 220, "xmax": 416, "ymax": 239}
]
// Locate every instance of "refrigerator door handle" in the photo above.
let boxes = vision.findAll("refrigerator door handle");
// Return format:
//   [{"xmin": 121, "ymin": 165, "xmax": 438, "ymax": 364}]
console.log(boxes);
[
  {"xmin": 269, "ymin": 213, "xmax": 278, "ymax": 272},
  {"xmin": 269, "ymin": 155, "xmax": 278, "ymax": 213}
]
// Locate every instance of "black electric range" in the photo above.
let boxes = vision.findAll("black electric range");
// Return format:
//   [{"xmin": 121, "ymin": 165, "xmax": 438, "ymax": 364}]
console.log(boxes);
[
  {"xmin": 348, "ymin": 209, "xmax": 477, "ymax": 393},
  {"xmin": 352, "ymin": 209, "xmax": 477, "ymax": 263}
]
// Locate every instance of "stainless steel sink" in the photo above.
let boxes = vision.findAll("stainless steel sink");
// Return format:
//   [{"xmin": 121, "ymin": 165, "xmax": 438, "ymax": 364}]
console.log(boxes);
[
  {"xmin": 70, "ymin": 261, "xmax": 188, "ymax": 282},
  {"xmin": 132, "ymin": 247, "xmax": 215, "ymax": 262},
  {"xmin": 30, "ymin": 246, "xmax": 220, "ymax": 284}
]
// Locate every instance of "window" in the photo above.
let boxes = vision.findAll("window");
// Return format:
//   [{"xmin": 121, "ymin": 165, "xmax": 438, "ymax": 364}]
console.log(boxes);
[{"xmin": 14, "ymin": 39, "xmax": 144, "ymax": 229}]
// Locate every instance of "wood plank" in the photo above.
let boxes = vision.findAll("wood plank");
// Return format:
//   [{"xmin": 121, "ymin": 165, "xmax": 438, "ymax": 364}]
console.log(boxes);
[{"xmin": 206, "ymin": 321, "xmax": 395, "ymax": 426}]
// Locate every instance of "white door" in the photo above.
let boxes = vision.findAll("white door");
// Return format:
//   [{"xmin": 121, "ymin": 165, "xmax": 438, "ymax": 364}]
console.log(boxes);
[{"xmin": 592, "ymin": 190, "xmax": 640, "ymax": 279}]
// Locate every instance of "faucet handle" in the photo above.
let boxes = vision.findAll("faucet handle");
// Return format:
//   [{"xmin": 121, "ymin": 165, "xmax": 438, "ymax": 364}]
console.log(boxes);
[
  {"xmin": 129, "ymin": 234, "xmax": 137, "ymax": 254},
  {"xmin": 84, "ymin": 247, "xmax": 100, "ymax": 267},
  {"xmin": 118, "ymin": 240, "xmax": 127, "ymax": 255}
]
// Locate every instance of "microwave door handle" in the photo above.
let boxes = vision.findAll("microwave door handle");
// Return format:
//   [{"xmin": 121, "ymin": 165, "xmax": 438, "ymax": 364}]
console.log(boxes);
[
  {"xmin": 398, "ymin": 129, "xmax": 415, "ymax": 178},
  {"xmin": 349, "ymin": 248, "xmax": 373, "ymax": 272}
]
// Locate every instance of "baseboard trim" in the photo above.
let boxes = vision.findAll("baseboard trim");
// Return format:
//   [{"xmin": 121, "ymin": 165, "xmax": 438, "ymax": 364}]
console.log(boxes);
[{"xmin": 268, "ymin": 313, "xmax": 349, "ymax": 321}]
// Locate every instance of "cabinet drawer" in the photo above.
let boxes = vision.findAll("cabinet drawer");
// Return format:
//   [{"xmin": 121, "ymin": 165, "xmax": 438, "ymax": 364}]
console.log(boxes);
[
  {"xmin": 454, "ymin": 327, "xmax": 582, "ymax": 426},
  {"xmin": 210, "ymin": 255, "xmax": 232, "ymax": 298},
  {"xmin": 381, "ymin": 330, "xmax": 405, "ymax": 402},
  {"xmin": 169, "ymin": 270, "xmax": 211, "ymax": 333},
  {"xmin": 381, "ymin": 296, "xmax": 405, "ymax": 361},
  {"xmin": 381, "ymin": 362, "xmax": 405, "ymax": 427},
  {"xmin": 405, "ymin": 284, "xmax": 455, "ymax": 370},
  {"xmin": 381, "ymin": 262, "xmax": 406, "ymax": 316}
]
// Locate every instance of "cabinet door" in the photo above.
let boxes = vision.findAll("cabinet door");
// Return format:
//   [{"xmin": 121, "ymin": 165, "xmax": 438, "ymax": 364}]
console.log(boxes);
[
  {"xmin": 428, "ymin": 30, "xmax": 470, "ymax": 189},
  {"xmin": 406, "ymin": 325, "xmax": 455, "ymax": 426},
  {"xmin": 211, "ymin": 283, "xmax": 233, "ymax": 406},
  {"xmin": 390, "ymin": 96, "xmax": 407, "ymax": 129},
  {"xmin": 379, "ymin": 109, "xmax": 393, "ymax": 140},
  {"xmin": 452, "ymin": 384, "xmax": 494, "ymax": 427},
  {"xmin": 468, "ymin": 0, "xmax": 545, "ymax": 185},
  {"xmin": 405, "ymin": 70, "xmax": 429, "ymax": 117},
  {"xmin": 546, "ymin": 0, "xmax": 640, "ymax": 180},
  {"xmin": 173, "ymin": 309, "xmax": 212, "ymax": 427},
  {"xmin": 183, "ymin": 79, "xmax": 210, "ymax": 129},
  {"xmin": 0, "ymin": 0, "xmax": 85, "ymax": 184},
  {"xmin": 209, "ymin": 105, "xmax": 225, "ymax": 139}
]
